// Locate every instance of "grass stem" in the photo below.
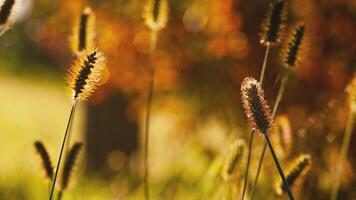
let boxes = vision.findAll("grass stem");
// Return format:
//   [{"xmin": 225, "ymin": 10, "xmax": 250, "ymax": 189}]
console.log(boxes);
[
  {"xmin": 249, "ymin": 71, "xmax": 290, "ymax": 200},
  {"xmin": 330, "ymin": 110, "xmax": 355, "ymax": 200},
  {"xmin": 241, "ymin": 129, "xmax": 255, "ymax": 200},
  {"xmin": 143, "ymin": 30, "xmax": 157, "ymax": 200},
  {"xmin": 48, "ymin": 101, "xmax": 77, "ymax": 200},
  {"xmin": 259, "ymin": 45, "xmax": 271, "ymax": 85},
  {"xmin": 264, "ymin": 133, "xmax": 295, "ymax": 200}
]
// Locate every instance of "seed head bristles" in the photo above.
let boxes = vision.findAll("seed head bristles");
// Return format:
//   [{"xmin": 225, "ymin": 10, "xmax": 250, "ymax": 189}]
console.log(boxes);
[
  {"xmin": 60, "ymin": 142, "xmax": 83, "ymax": 191},
  {"xmin": 260, "ymin": 0, "xmax": 286, "ymax": 46},
  {"xmin": 34, "ymin": 141, "xmax": 54, "ymax": 181},
  {"xmin": 70, "ymin": 7, "xmax": 95, "ymax": 55},
  {"xmin": 275, "ymin": 154, "xmax": 312, "ymax": 196},
  {"xmin": 66, "ymin": 49, "xmax": 106, "ymax": 102},
  {"xmin": 282, "ymin": 23, "xmax": 306, "ymax": 68},
  {"xmin": 0, "ymin": 0, "xmax": 14, "ymax": 25},
  {"xmin": 272, "ymin": 115, "xmax": 292, "ymax": 157},
  {"xmin": 143, "ymin": 0, "xmax": 169, "ymax": 32},
  {"xmin": 221, "ymin": 139, "xmax": 246, "ymax": 181},
  {"xmin": 241, "ymin": 77, "xmax": 272, "ymax": 134},
  {"xmin": 346, "ymin": 74, "xmax": 356, "ymax": 112}
]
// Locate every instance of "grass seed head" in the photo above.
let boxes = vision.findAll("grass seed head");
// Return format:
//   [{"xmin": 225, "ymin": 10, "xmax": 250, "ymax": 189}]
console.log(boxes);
[
  {"xmin": 34, "ymin": 140, "xmax": 54, "ymax": 181},
  {"xmin": 66, "ymin": 49, "xmax": 106, "ymax": 102},
  {"xmin": 260, "ymin": 0, "xmax": 286, "ymax": 46},
  {"xmin": 143, "ymin": 0, "xmax": 169, "ymax": 32},
  {"xmin": 275, "ymin": 154, "xmax": 312, "ymax": 196},
  {"xmin": 70, "ymin": 7, "xmax": 96, "ymax": 55},
  {"xmin": 241, "ymin": 77, "xmax": 272, "ymax": 134},
  {"xmin": 0, "ymin": 0, "xmax": 15, "ymax": 25},
  {"xmin": 60, "ymin": 142, "xmax": 83, "ymax": 191},
  {"xmin": 282, "ymin": 23, "xmax": 306, "ymax": 68},
  {"xmin": 221, "ymin": 139, "xmax": 246, "ymax": 181}
]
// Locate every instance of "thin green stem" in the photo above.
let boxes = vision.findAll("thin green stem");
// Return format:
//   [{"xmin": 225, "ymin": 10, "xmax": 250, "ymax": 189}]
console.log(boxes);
[
  {"xmin": 241, "ymin": 129, "xmax": 255, "ymax": 200},
  {"xmin": 249, "ymin": 71, "xmax": 290, "ymax": 200},
  {"xmin": 48, "ymin": 101, "xmax": 77, "ymax": 200},
  {"xmin": 264, "ymin": 133, "xmax": 295, "ymax": 200},
  {"xmin": 330, "ymin": 110, "xmax": 355, "ymax": 200},
  {"xmin": 259, "ymin": 45, "xmax": 271, "ymax": 85},
  {"xmin": 249, "ymin": 142, "xmax": 267, "ymax": 200},
  {"xmin": 143, "ymin": 30, "xmax": 158, "ymax": 200}
]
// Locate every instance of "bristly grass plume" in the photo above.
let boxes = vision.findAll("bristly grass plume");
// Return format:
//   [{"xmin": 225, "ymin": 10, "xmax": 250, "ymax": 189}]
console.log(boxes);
[
  {"xmin": 70, "ymin": 7, "xmax": 95, "ymax": 55},
  {"xmin": 34, "ymin": 141, "xmax": 54, "ymax": 181},
  {"xmin": 221, "ymin": 139, "xmax": 246, "ymax": 181},
  {"xmin": 0, "ymin": 0, "xmax": 14, "ymax": 25},
  {"xmin": 143, "ymin": 0, "xmax": 169, "ymax": 32},
  {"xmin": 66, "ymin": 49, "xmax": 106, "ymax": 102},
  {"xmin": 241, "ymin": 77, "xmax": 272, "ymax": 134},
  {"xmin": 49, "ymin": 49, "xmax": 105, "ymax": 200},
  {"xmin": 282, "ymin": 23, "xmax": 306, "ymax": 68},
  {"xmin": 260, "ymin": 0, "xmax": 286, "ymax": 46},
  {"xmin": 275, "ymin": 154, "xmax": 312, "ymax": 196},
  {"xmin": 60, "ymin": 143, "xmax": 83, "ymax": 192}
]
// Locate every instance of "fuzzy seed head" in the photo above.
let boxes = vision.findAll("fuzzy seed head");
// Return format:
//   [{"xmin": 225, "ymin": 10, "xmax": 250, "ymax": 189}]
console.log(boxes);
[
  {"xmin": 66, "ymin": 49, "xmax": 106, "ymax": 102},
  {"xmin": 346, "ymin": 74, "xmax": 356, "ymax": 112},
  {"xmin": 241, "ymin": 77, "xmax": 272, "ymax": 134},
  {"xmin": 34, "ymin": 141, "xmax": 54, "ymax": 181},
  {"xmin": 0, "ymin": 0, "xmax": 14, "ymax": 25},
  {"xmin": 260, "ymin": 0, "xmax": 286, "ymax": 46},
  {"xmin": 70, "ymin": 7, "xmax": 96, "ymax": 55},
  {"xmin": 60, "ymin": 143, "xmax": 83, "ymax": 191},
  {"xmin": 283, "ymin": 23, "xmax": 306, "ymax": 68},
  {"xmin": 221, "ymin": 139, "xmax": 246, "ymax": 181},
  {"xmin": 275, "ymin": 154, "xmax": 312, "ymax": 196},
  {"xmin": 271, "ymin": 115, "xmax": 292, "ymax": 158},
  {"xmin": 143, "ymin": 0, "xmax": 169, "ymax": 31}
]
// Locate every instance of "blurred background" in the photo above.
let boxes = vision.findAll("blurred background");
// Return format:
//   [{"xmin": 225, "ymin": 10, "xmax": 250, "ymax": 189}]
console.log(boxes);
[{"xmin": 0, "ymin": 0, "xmax": 355, "ymax": 199}]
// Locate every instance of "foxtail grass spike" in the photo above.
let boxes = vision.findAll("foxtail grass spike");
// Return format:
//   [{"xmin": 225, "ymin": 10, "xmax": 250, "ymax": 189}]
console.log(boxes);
[
  {"xmin": 272, "ymin": 115, "xmax": 292, "ymax": 157},
  {"xmin": 70, "ymin": 7, "xmax": 95, "ymax": 54},
  {"xmin": 241, "ymin": 77, "xmax": 272, "ymax": 134},
  {"xmin": 275, "ymin": 154, "xmax": 312, "ymax": 196},
  {"xmin": 283, "ymin": 24, "xmax": 306, "ymax": 68},
  {"xmin": 0, "ymin": 0, "xmax": 15, "ymax": 25},
  {"xmin": 221, "ymin": 139, "xmax": 246, "ymax": 181},
  {"xmin": 260, "ymin": 0, "xmax": 286, "ymax": 46},
  {"xmin": 143, "ymin": 0, "xmax": 169, "ymax": 31},
  {"xmin": 66, "ymin": 49, "xmax": 106, "ymax": 102},
  {"xmin": 60, "ymin": 142, "xmax": 83, "ymax": 191},
  {"xmin": 34, "ymin": 141, "xmax": 54, "ymax": 181}
]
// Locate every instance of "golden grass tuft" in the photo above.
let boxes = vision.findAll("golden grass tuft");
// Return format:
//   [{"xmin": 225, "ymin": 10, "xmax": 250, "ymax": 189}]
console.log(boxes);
[
  {"xmin": 34, "ymin": 140, "xmax": 54, "ymax": 181},
  {"xmin": 271, "ymin": 115, "xmax": 292, "ymax": 158},
  {"xmin": 282, "ymin": 23, "xmax": 306, "ymax": 68},
  {"xmin": 221, "ymin": 139, "xmax": 246, "ymax": 181},
  {"xmin": 60, "ymin": 142, "xmax": 83, "ymax": 191},
  {"xmin": 66, "ymin": 49, "xmax": 106, "ymax": 102},
  {"xmin": 241, "ymin": 77, "xmax": 272, "ymax": 134},
  {"xmin": 70, "ymin": 7, "xmax": 96, "ymax": 55},
  {"xmin": 260, "ymin": 0, "xmax": 286, "ymax": 46},
  {"xmin": 143, "ymin": 0, "xmax": 169, "ymax": 32},
  {"xmin": 275, "ymin": 154, "xmax": 312, "ymax": 196}
]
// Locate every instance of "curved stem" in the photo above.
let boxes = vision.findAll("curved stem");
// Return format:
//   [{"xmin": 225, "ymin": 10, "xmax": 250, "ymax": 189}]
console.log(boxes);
[
  {"xmin": 259, "ymin": 45, "xmax": 271, "ymax": 85},
  {"xmin": 48, "ymin": 101, "xmax": 77, "ymax": 200},
  {"xmin": 249, "ymin": 71, "xmax": 290, "ymax": 200},
  {"xmin": 264, "ymin": 133, "xmax": 295, "ymax": 200},
  {"xmin": 241, "ymin": 129, "xmax": 255, "ymax": 200},
  {"xmin": 330, "ymin": 110, "xmax": 355, "ymax": 200},
  {"xmin": 143, "ymin": 30, "xmax": 158, "ymax": 200}
]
